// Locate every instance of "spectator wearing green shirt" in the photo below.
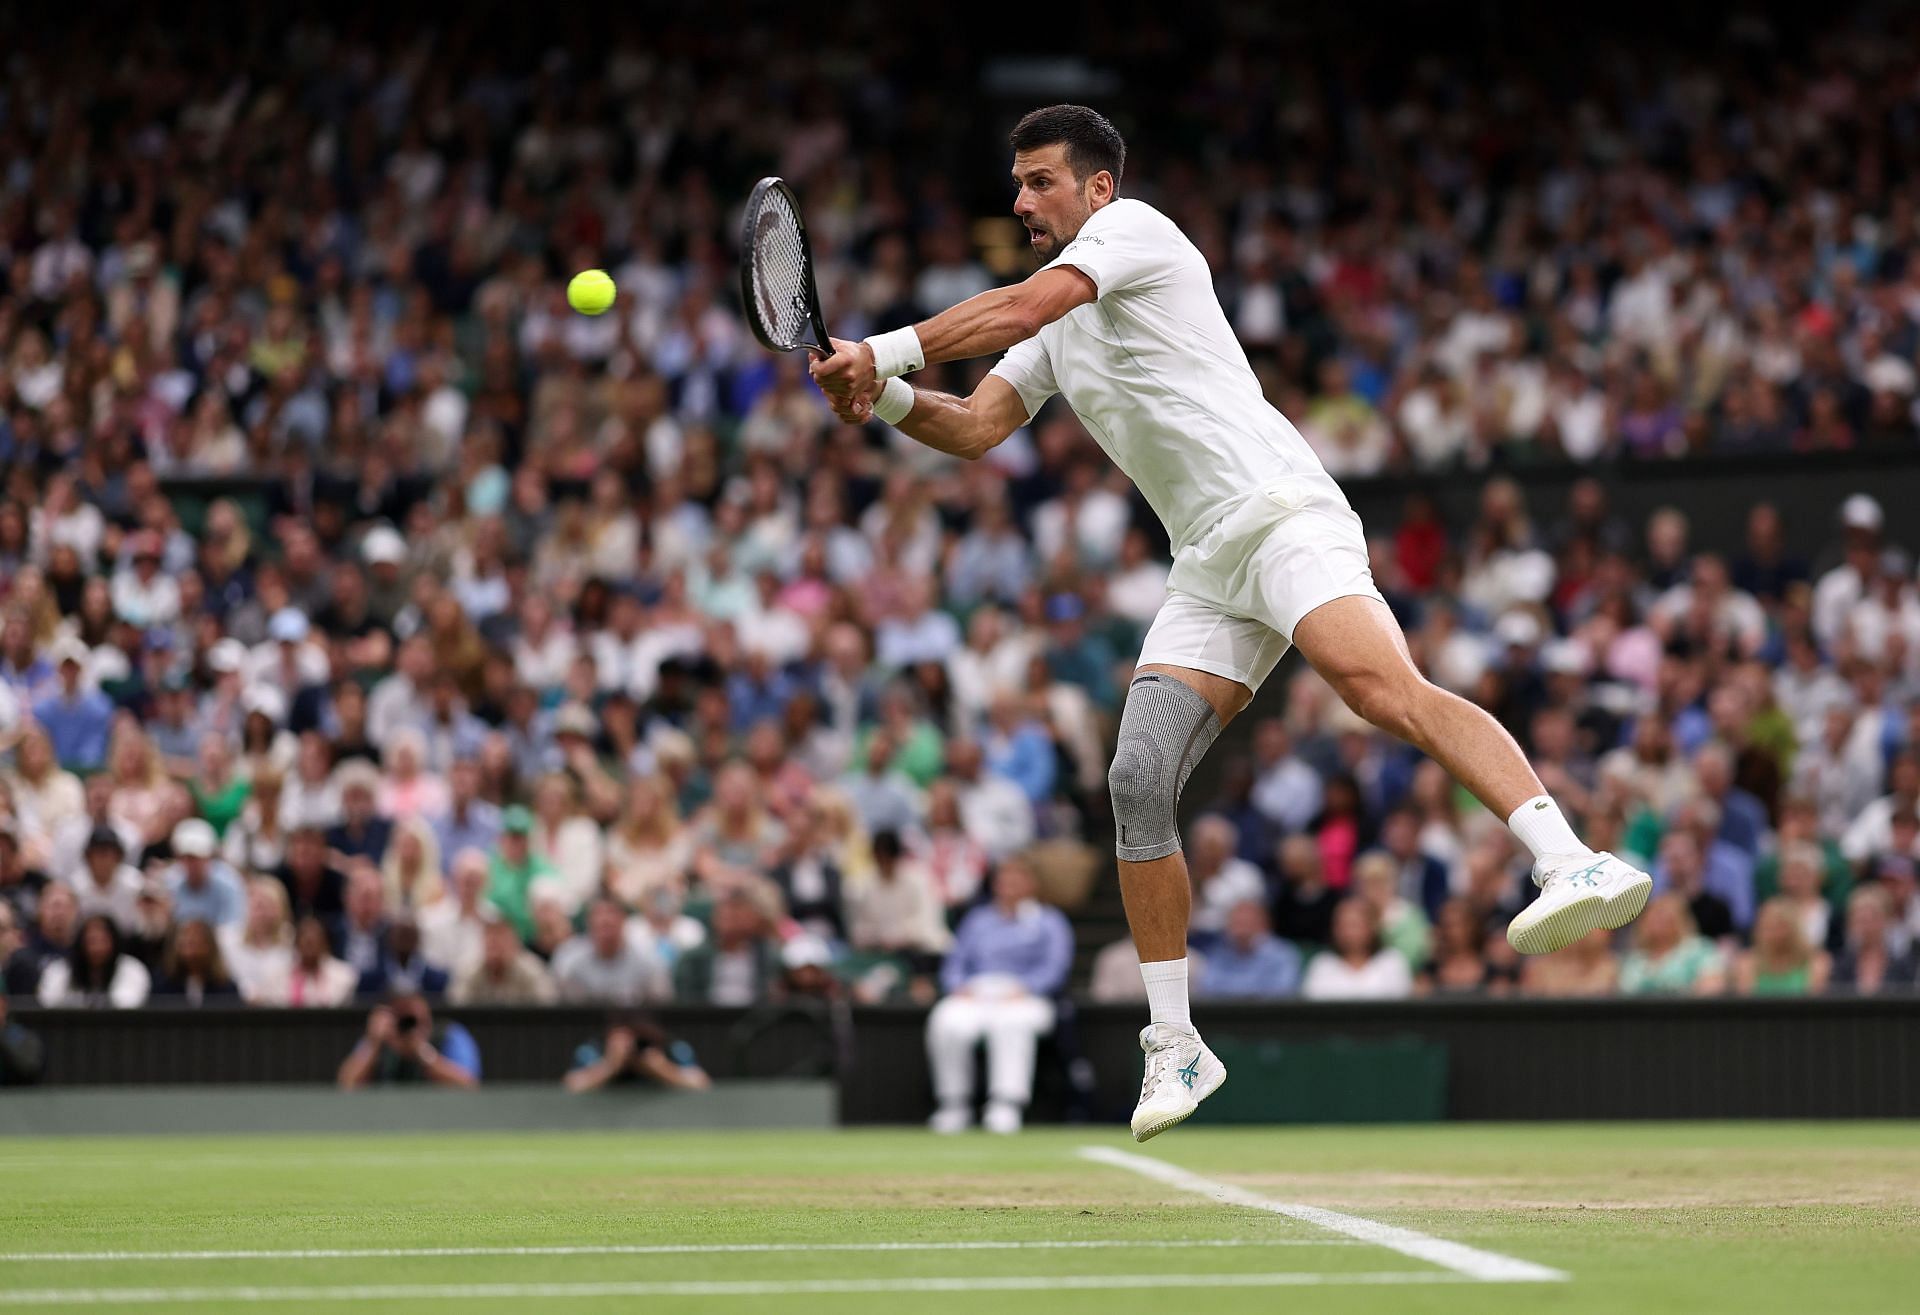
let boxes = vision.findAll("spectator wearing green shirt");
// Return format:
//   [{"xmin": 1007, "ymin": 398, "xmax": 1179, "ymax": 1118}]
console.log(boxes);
[
  {"xmin": 189, "ymin": 733, "xmax": 250, "ymax": 839},
  {"xmin": 1619, "ymin": 894, "xmax": 1727, "ymax": 996},
  {"xmin": 486, "ymin": 806, "xmax": 552, "ymax": 942},
  {"xmin": 1751, "ymin": 795, "xmax": 1851, "ymax": 908}
]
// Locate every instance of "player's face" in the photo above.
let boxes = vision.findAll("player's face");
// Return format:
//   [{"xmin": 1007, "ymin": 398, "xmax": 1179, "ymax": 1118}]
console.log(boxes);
[{"xmin": 1012, "ymin": 146, "xmax": 1096, "ymax": 262}]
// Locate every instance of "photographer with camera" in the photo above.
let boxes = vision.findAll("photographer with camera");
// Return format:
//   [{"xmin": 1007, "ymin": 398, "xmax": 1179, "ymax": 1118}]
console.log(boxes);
[{"xmin": 336, "ymin": 989, "xmax": 480, "ymax": 1090}]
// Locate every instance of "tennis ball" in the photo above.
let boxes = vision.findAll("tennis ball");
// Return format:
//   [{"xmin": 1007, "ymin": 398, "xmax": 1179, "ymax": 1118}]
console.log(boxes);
[{"xmin": 567, "ymin": 269, "xmax": 616, "ymax": 316}]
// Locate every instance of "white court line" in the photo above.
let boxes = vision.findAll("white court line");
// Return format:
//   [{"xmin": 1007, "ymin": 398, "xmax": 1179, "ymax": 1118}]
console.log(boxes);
[
  {"xmin": 1079, "ymin": 1146, "xmax": 1567, "ymax": 1283},
  {"xmin": 0, "ymin": 1272, "xmax": 1483, "ymax": 1305},
  {"xmin": 0, "ymin": 1238, "xmax": 1355, "ymax": 1263}
]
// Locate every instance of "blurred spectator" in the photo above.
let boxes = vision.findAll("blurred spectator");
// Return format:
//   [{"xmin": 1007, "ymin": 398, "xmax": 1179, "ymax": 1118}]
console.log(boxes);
[
  {"xmin": 452, "ymin": 915, "xmax": 560, "ymax": 1006},
  {"xmin": 1194, "ymin": 901, "xmax": 1300, "ymax": 1000},
  {"xmin": 337, "ymin": 992, "xmax": 479, "ymax": 1090},
  {"xmin": 162, "ymin": 820, "xmax": 246, "ymax": 929},
  {"xmin": 1187, "ymin": 816, "xmax": 1268, "ymax": 943},
  {"xmin": 847, "ymin": 830, "xmax": 950, "ymax": 958},
  {"xmin": 486, "ymin": 807, "xmax": 551, "ymax": 941},
  {"xmin": 1300, "ymin": 899, "xmax": 1412, "ymax": 1000},
  {"xmin": 564, "ymin": 1014, "xmax": 711, "ymax": 1094},
  {"xmin": 32, "ymin": 641, "xmax": 111, "ymax": 771},
  {"xmin": 36, "ymin": 914, "xmax": 150, "ymax": 1008},
  {"xmin": 1734, "ymin": 899, "xmax": 1833, "ymax": 997},
  {"xmin": 0, "ymin": 996, "xmax": 44, "ymax": 1085},
  {"xmin": 553, "ymin": 897, "xmax": 671, "ymax": 1005},
  {"xmin": 356, "ymin": 913, "xmax": 451, "ymax": 1000},
  {"xmin": 1519, "ymin": 928, "xmax": 1619, "ymax": 997},
  {"xmin": 1829, "ymin": 887, "xmax": 1917, "ymax": 996},
  {"xmin": 1352, "ymin": 852, "xmax": 1432, "ymax": 971},
  {"xmin": 926, "ymin": 858, "xmax": 1072, "ymax": 1134},
  {"xmin": 151, "ymin": 920, "xmax": 240, "ymax": 1006},
  {"xmin": 74, "ymin": 826, "xmax": 143, "ymax": 932},
  {"xmin": 274, "ymin": 916, "xmax": 358, "ymax": 1007},
  {"xmin": 1088, "ymin": 937, "xmax": 1208, "ymax": 1003},
  {"xmin": 420, "ymin": 849, "xmax": 495, "ymax": 980},
  {"xmin": 1415, "ymin": 899, "xmax": 1507, "ymax": 996},
  {"xmin": 1271, "ymin": 835, "xmax": 1339, "ymax": 949},
  {"xmin": 1618, "ymin": 895, "xmax": 1728, "ymax": 996},
  {"xmin": 673, "ymin": 889, "xmax": 782, "ymax": 1006},
  {"xmin": 217, "ymin": 878, "xmax": 294, "ymax": 1003}
]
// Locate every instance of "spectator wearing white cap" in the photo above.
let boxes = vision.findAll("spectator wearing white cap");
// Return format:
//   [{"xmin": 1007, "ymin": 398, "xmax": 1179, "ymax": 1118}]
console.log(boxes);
[
  {"xmin": 162, "ymin": 819, "xmax": 246, "ymax": 929},
  {"xmin": 1812, "ymin": 493, "xmax": 1885, "ymax": 649},
  {"xmin": 360, "ymin": 525, "xmax": 412, "ymax": 628}
]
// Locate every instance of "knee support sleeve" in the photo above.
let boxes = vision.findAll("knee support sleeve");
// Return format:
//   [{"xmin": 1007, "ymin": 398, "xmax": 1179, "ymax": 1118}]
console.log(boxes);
[{"xmin": 1108, "ymin": 672, "xmax": 1223, "ymax": 863}]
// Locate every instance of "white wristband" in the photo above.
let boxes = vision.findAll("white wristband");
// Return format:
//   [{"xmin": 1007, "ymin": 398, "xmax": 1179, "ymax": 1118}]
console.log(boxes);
[
  {"xmin": 872, "ymin": 377, "xmax": 915, "ymax": 426},
  {"xmin": 865, "ymin": 326, "xmax": 925, "ymax": 380}
]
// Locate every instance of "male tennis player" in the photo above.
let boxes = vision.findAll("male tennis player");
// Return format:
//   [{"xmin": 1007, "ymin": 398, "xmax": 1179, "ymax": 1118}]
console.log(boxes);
[{"xmin": 811, "ymin": 105, "xmax": 1652, "ymax": 1140}]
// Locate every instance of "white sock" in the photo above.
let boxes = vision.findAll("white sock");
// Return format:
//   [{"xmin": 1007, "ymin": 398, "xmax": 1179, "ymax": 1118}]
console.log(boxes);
[
  {"xmin": 1140, "ymin": 957, "xmax": 1191, "ymax": 1032},
  {"xmin": 1506, "ymin": 794, "xmax": 1591, "ymax": 862}
]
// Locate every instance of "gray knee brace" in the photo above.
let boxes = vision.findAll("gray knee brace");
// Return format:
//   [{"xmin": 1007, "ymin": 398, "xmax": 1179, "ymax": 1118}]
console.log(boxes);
[{"xmin": 1108, "ymin": 673, "xmax": 1223, "ymax": 862}]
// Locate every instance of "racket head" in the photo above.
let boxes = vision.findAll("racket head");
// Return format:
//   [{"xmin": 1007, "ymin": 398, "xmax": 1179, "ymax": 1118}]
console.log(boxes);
[{"xmin": 740, "ymin": 177, "xmax": 833, "ymax": 358}]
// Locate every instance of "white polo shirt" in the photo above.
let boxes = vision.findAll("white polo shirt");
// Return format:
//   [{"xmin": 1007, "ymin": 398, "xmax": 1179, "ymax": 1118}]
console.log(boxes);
[{"xmin": 989, "ymin": 198, "xmax": 1338, "ymax": 553}]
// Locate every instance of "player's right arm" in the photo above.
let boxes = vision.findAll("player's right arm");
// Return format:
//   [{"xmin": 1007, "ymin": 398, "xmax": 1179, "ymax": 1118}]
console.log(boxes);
[{"xmin": 821, "ymin": 352, "xmax": 1030, "ymax": 461}]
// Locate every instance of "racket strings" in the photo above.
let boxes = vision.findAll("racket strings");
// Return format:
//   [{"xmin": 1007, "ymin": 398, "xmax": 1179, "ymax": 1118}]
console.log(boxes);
[{"xmin": 748, "ymin": 194, "xmax": 813, "ymax": 349}]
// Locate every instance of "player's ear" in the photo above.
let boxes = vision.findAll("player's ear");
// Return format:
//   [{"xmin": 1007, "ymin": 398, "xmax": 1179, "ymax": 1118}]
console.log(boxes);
[{"xmin": 1089, "ymin": 170, "xmax": 1115, "ymax": 206}]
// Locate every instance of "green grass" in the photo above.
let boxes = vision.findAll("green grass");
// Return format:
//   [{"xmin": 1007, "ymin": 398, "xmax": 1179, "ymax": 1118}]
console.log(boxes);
[{"xmin": 3, "ymin": 1123, "xmax": 1918, "ymax": 1312}]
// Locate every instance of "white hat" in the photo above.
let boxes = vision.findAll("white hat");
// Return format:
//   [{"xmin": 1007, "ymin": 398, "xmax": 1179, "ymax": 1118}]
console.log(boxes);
[
  {"xmin": 362, "ymin": 526, "xmax": 406, "ymax": 566},
  {"xmin": 49, "ymin": 636, "xmax": 90, "ymax": 668},
  {"xmin": 552, "ymin": 702, "xmax": 596, "ymax": 737},
  {"xmin": 1841, "ymin": 493, "xmax": 1884, "ymax": 533},
  {"xmin": 268, "ymin": 608, "xmax": 311, "ymax": 643},
  {"xmin": 781, "ymin": 935, "xmax": 835, "ymax": 971},
  {"xmin": 171, "ymin": 818, "xmax": 217, "ymax": 859},
  {"xmin": 242, "ymin": 684, "xmax": 288, "ymax": 724},
  {"xmin": 1540, "ymin": 638, "xmax": 1591, "ymax": 676},
  {"xmin": 1494, "ymin": 611, "xmax": 1543, "ymax": 649},
  {"xmin": 208, "ymin": 638, "xmax": 248, "ymax": 674}
]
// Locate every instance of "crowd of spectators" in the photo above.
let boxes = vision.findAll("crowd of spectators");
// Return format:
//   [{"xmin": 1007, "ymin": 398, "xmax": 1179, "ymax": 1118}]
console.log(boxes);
[{"xmin": 3, "ymin": 4, "xmax": 1920, "ymax": 1053}]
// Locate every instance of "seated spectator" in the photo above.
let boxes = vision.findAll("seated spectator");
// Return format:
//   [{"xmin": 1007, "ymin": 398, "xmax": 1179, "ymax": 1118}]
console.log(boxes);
[
  {"xmin": 326, "ymin": 762, "xmax": 394, "ymax": 864},
  {"xmin": 767, "ymin": 804, "xmax": 848, "ymax": 945},
  {"xmin": 847, "ymin": 830, "xmax": 950, "ymax": 958},
  {"xmin": 943, "ymin": 736, "xmax": 1034, "ymax": 865},
  {"xmin": 1734, "ymin": 897, "xmax": 1833, "ymax": 996},
  {"xmin": 486, "ymin": 806, "xmax": 552, "ymax": 941},
  {"xmin": 452, "ymin": 914, "xmax": 559, "ymax": 1005},
  {"xmin": 380, "ymin": 817, "xmax": 445, "ymax": 913},
  {"xmin": 1186, "ymin": 816, "xmax": 1268, "ymax": 943},
  {"xmin": 218, "ymin": 877, "xmax": 295, "ymax": 1003},
  {"xmin": 337, "ymin": 864, "xmax": 391, "ymax": 982},
  {"xmin": 529, "ymin": 771, "xmax": 605, "ymax": 914},
  {"xmin": 355, "ymin": 913, "xmax": 451, "ymax": 999},
  {"xmin": 604, "ymin": 774, "xmax": 694, "ymax": 907},
  {"xmin": 1654, "ymin": 830, "xmax": 1736, "ymax": 943},
  {"xmin": 920, "ymin": 779, "xmax": 991, "ymax": 913},
  {"xmin": 564, "ymin": 1014, "xmax": 711, "ymax": 1093},
  {"xmin": 980, "ymin": 691, "xmax": 1056, "ymax": 808},
  {"xmin": 553, "ymin": 897, "xmax": 672, "ymax": 1005},
  {"xmin": 1415, "ymin": 899, "xmax": 1507, "ymax": 996},
  {"xmin": 32, "ymin": 639, "xmax": 111, "ymax": 771},
  {"xmin": 8, "ymin": 882, "xmax": 78, "ymax": 996},
  {"xmin": 837, "ymin": 728, "xmax": 923, "ymax": 839},
  {"xmin": 1618, "ymin": 894, "xmax": 1727, "ymax": 996},
  {"xmin": 73, "ymin": 826, "xmax": 143, "ymax": 933},
  {"xmin": 433, "ymin": 759, "xmax": 502, "ymax": 876},
  {"xmin": 377, "ymin": 729, "xmax": 449, "ymax": 823},
  {"xmin": 275, "ymin": 824, "xmax": 348, "ymax": 936},
  {"xmin": 274, "ymin": 915, "xmax": 359, "ymax": 1007},
  {"xmin": 189, "ymin": 733, "xmax": 250, "ymax": 839},
  {"xmin": 1774, "ymin": 841, "xmax": 1842, "ymax": 953},
  {"xmin": 1352, "ymin": 851, "xmax": 1432, "ymax": 970},
  {"xmin": 1271, "ymin": 834, "xmax": 1339, "ymax": 949},
  {"xmin": 224, "ymin": 767, "xmax": 290, "ymax": 876},
  {"xmin": 0, "ymin": 995, "xmax": 44, "ymax": 1085},
  {"xmin": 36, "ymin": 914, "xmax": 151, "ymax": 1008},
  {"xmin": 1300, "ymin": 898, "xmax": 1412, "ymax": 1000},
  {"xmin": 337, "ymin": 991, "xmax": 479, "ymax": 1089},
  {"xmin": 925, "ymin": 857, "xmax": 1072, "ymax": 1135},
  {"xmin": 674, "ymin": 889, "xmax": 782, "ymax": 1006},
  {"xmin": 6, "ymin": 725, "xmax": 82, "ymax": 844},
  {"xmin": 1829, "ymin": 886, "xmax": 1918, "ymax": 996},
  {"xmin": 0, "ymin": 904, "xmax": 28, "ymax": 997},
  {"xmin": 151, "ymin": 920, "xmax": 241, "ymax": 1006},
  {"xmin": 1371, "ymin": 806, "xmax": 1451, "ymax": 919},
  {"xmin": 0, "ymin": 820, "xmax": 51, "ymax": 926},
  {"xmin": 1519, "ymin": 927, "xmax": 1619, "ymax": 997},
  {"xmin": 162, "ymin": 819, "xmax": 246, "ymax": 929},
  {"xmin": 419, "ymin": 848, "xmax": 494, "ymax": 980},
  {"xmin": 1194, "ymin": 900, "xmax": 1301, "ymax": 1000}
]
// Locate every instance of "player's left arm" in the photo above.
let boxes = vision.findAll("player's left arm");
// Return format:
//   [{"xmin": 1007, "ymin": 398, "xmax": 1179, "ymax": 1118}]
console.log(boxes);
[{"xmin": 810, "ymin": 266, "xmax": 1094, "ymax": 399}]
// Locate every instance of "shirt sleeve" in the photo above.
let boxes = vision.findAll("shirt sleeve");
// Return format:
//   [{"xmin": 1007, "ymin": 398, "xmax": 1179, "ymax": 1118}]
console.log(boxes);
[
  {"xmin": 1043, "ymin": 200, "xmax": 1175, "ymax": 299},
  {"xmin": 987, "ymin": 336, "xmax": 1056, "ymax": 422},
  {"xmin": 440, "ymin": 1023, "xmax": 482, "ymax": 1081},
  {"xmin": 1022, "ymin": 911, "xmax": 1073, "ymax": 997}
]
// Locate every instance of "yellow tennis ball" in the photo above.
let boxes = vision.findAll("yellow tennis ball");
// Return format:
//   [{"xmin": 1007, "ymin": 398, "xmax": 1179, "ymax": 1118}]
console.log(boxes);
[{"xmin": 567, "ymin": 269, "xmax": 616, "ymax": 316}]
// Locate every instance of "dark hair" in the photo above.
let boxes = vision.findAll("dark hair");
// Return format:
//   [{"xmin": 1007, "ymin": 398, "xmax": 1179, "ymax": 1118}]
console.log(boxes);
[{"xmin": 1010, "ymin": 105, "xmax": 1125, "ymax": 185}]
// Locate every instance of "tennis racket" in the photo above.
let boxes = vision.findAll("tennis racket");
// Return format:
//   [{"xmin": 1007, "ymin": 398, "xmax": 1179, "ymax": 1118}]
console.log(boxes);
[{"xmin": 739, "ymin": 176, "xmax": 833, "ymax": 358}]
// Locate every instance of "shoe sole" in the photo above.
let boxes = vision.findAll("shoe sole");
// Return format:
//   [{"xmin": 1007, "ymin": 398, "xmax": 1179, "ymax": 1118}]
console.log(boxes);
[
  {"xmin": 1599, "ymin": 873, "xmax": 1654, "ymax": 931},
  {"xmin": 1506, "ymin": 890, "xmax": 1606, "ymax": 955},
  {"xmin": 1131, "ymin": 1058, "xmax": 1227, "ymax": 1143}
]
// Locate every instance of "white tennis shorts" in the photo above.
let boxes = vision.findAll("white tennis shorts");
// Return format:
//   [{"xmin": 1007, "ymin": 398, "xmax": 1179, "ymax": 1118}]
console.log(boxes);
[{"xmin": 1137, "ymin": 473, "xmax": 1383, "ymax": 693}]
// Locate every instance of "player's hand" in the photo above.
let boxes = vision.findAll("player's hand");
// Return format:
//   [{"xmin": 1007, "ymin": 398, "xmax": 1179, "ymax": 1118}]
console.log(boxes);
[
  {"xmin": 810, "ymin": 337, "xmax": 877, "ymax": 400},
  {"xmin": 826, "ymin": 385, "xmax": 880, "ymax": 426}
]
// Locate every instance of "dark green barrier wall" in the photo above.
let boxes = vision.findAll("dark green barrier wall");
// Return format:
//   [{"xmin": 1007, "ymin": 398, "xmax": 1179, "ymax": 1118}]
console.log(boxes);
[{"xmin": 9, "ymin": 999, "xmax": 1918, "ymax": 1124}]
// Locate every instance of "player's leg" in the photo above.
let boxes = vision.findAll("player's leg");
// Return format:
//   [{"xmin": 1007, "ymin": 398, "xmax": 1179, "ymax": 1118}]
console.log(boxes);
[
  {"xmin": 924, "ymin": 995, "xmax": 989, "ymax": 1133},
  {"xmin": 1289, "ymin": 594, "xmax": 1652, "ymax": 953},
  {"xmin": 1113, "ymin": 595, "xmax": 1282, "ymax": 1141},
  {"xmin": 980, "ymin": 996, "xmax": 1055, "ymax": 1134}
]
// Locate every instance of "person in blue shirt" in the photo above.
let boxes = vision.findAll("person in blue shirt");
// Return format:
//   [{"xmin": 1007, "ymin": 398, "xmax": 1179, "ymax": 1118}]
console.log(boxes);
[
  {"xmin": 32, "ymin": 640, "xmax": 114, "ymax": 772},
  {"xmin": 162, "ymin": 819, "xmax": 248, "ymax": 929},
  {"xmin": 925, "ymin": 857, "xmax": 1072, "ymax": 1135},
  {"xmin": 981, "ymin": 692, "xmax": 1056, "ymax": 806},
  {"xmin": 1195, "ymin": 899, "xmax": 1302, "ymax": 1000}
]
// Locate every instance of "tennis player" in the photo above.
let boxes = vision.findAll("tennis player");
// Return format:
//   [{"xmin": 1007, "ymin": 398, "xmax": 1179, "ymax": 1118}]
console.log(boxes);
[{"xmin": 810, "ymin": 104, "xmax": 1652, "ymax": 1140}]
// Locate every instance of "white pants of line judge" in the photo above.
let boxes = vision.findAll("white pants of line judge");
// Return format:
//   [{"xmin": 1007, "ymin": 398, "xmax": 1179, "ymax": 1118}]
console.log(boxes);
[{"xmin": 925, "ymin": 976, "xmax": 1055, "ymax": 1135}]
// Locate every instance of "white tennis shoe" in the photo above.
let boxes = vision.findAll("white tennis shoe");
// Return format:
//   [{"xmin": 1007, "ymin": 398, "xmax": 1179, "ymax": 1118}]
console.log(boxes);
[
  {"xmin": 1130, "ymin": 1023, "xmax": 1226, "ymax": 1143},
  {"xmin": 1507, "ymin": 850, "xmax": 1654, "ymax": 955}
]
